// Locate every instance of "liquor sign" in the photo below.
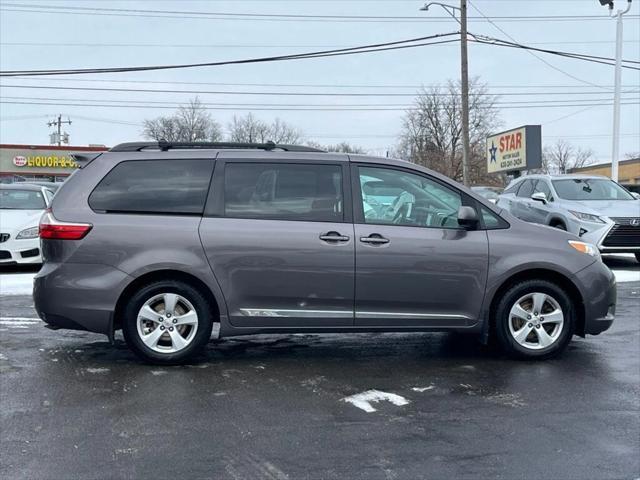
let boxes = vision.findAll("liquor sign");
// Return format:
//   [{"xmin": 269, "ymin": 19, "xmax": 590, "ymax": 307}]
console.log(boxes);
[{"xmin": 486, "ymin": 125, "xmax": 542, "ymax": 174}]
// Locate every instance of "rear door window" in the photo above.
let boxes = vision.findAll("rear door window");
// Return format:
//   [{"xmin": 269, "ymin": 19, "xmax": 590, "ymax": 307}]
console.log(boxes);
[
  {"xmin": 223, "ymin": 163, "xmax": 343, "ymax": 222},
  {"xmin": 89, "ymin": 159, "xmax": 214, "ymax": 214}
]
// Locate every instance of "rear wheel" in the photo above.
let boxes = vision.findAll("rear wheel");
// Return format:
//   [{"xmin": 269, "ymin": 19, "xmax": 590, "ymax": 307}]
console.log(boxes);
[
  {"xmin": 122, "ymin": 280, "xmax": 214, "ymax": 364},
  {"xmin": 494, "ymin": 279, "xmax": 575, "ymax": 360}
]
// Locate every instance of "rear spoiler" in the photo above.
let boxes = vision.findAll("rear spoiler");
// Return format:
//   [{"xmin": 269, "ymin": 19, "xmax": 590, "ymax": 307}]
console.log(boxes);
[{"xmin": 70, "ymin": 152, "xmax": 103, "ymax": 169}]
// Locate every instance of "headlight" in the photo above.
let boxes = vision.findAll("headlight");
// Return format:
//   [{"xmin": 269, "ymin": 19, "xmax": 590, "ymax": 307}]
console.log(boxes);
[
  {"xmin": 15, "ymin": 226, "xmax": 39, "ymax": 239},
  {"xmin": 568, "ymin": 240, "xmax": 600, "ymax": 258},
  {"xmin": 568, "ymin": 210, "xmax": 605, "ymax": 223}
]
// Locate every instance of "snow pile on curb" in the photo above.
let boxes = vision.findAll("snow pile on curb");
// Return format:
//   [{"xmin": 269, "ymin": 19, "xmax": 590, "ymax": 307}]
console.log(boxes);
[{"xmin": 0, "ymin": 274, "xmax": 35, "ymax": 296}]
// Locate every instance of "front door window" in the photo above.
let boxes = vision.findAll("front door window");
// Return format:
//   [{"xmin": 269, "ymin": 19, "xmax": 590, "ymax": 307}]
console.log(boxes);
[{"xmin": 359, "ymin": 166, "xmax": 462, "ymax": 228}]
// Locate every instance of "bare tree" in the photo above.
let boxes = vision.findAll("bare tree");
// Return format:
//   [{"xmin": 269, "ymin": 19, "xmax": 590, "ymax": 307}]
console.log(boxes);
[
  {"xmin": 542, "ymin": 140, "xmax": 594, "ymax": 174},
  {"xmin": 396, "ymin": 78, "xmax": 501, "ymax": 184},
  {"xmin": 306, "ymin": 141, "xmax": 367, "ymax": 154},
  {"xmin": 227, "ymin": 114, "xmax": 302, "ymax": 143},
  {"xmin": 143, "ymin": 97, "xmax": 222, "ymax": 142}
]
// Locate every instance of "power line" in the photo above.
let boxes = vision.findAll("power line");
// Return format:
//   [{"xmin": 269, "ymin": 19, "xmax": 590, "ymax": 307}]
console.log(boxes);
[
  {"xmin": 467, "ymin": 0, "xmax": 619, "ymax": 90},
  {"xmin": 473, "ymin": 36, "xmax": 639, "ymax": 67},
  {"xmin": 2, "ymin": 100, "xmax": 638, "ymax": 111},
  {"xmin": 2, "ymin": 40, "xmax": 638, "ymax": 48},
  {"xmin": 6, "ymin": 76, "xmax": 637, "ymax": 90},
  {"xmin": 2, "ymin": 31, "xmax": 638, "ymax": 78},
  {"xmin": 0, "ymin": 33, "xmax": 462, "ymax": 77},
  {"xmin": 2, "ymin": 3, "xmax": 636, "ymax": 22},
  {"xmin": 3, "ymin": 84, "xmax": 638, "ymax": 98},
  {"xmin": 4, "ymin": 94, "xmax": 638, "ymax": 106}
]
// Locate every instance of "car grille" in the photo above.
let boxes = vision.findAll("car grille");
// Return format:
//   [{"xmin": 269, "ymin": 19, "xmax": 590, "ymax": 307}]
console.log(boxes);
[
  {"xmin": 603, "ymin": 217, "xmax": 640, "ymax": 247},
  {"xmin": 0, "ymin": 233, "xmax": 9, "ymax": 243}
]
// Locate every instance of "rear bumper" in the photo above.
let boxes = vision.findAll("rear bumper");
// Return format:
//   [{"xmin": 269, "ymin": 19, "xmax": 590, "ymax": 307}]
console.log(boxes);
[
  {"xmin": 33, "ymin": 262, "xmax": 132, "ymax": 335},
  {"xmin": 573, "ymin": 260, "xmax": 617, "ymax": 336}
]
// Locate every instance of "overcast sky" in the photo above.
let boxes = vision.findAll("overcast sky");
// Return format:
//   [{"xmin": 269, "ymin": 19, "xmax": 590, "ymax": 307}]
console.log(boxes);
[{"xmin": 0, "ymin": 0, "xmax": 638, "ymax": 161}]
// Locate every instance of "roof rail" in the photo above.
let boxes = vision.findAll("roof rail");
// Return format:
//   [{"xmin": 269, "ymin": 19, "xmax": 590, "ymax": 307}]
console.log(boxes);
[{"xmin": 109, "ymin": 141, "xmax": 325, "ymax": 153}]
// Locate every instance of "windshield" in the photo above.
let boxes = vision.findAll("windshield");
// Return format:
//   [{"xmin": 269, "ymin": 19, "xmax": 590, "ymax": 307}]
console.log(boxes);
[
  {"xmin": 0, "ymin": 189, "xmax": 46, "ymax": 209},
  {"xmin": 552, "ymin": 178, "xmax": 635, "ymax": 201}
]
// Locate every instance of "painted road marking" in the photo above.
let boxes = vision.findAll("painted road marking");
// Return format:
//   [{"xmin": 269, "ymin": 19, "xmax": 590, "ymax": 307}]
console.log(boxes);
[{"xmin": 342, "ymin": 389, "xmax": 410, "ymax": 413}]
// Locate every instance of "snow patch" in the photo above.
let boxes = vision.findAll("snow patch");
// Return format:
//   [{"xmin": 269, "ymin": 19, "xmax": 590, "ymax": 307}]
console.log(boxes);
[
  {"xmin": 342, "ymin": 389, "xmax": 410, "ymax": 413},
  {"xmin": 0, "ymin": 274, "xmax": 35, "ymax": 296},
  {"xmin": 613, "ymin": 269, "xmax": 640, "ymax": 283},
  {"xmin": 150, "ymin": 370, "xmax": 168, "ymax": 376},
  {"xmin": 412, "ymin": 386, "xmax": 435, "ymax": 392},
  {"xmin": 86, "ymin": 367, "xmax": 110, "ymax": 374}
]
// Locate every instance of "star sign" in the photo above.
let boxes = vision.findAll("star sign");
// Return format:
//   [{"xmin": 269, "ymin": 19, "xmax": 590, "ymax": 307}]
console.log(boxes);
[{"xmin": 489, "ymin": 142, "xmax": 498, "ymax": 163}]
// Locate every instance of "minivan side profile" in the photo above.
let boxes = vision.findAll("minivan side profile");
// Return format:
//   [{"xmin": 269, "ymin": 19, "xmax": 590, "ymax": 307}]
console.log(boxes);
[{"xmin": 34, "ymin": 142, "xmax": 616, "ymax": 364}]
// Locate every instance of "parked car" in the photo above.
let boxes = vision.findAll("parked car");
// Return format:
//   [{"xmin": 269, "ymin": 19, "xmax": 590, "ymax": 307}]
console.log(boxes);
[
  {"xmin": 34, "ymin": 142, "xmax": 615, "ymax": 364},
  {"xmin": 471, "ymin": 186, "xmax": 503, "ymax": 203},
  {"xmin": 498, "ymin": 174, "xmax": 640, "ymax": 262},
  {"xmin": 0, "ymin": 184, "xmax": 54, "ymax": 264},
  {"xmin": 20, "ymin": 181, "xmax": 62, "ymax": 193}
]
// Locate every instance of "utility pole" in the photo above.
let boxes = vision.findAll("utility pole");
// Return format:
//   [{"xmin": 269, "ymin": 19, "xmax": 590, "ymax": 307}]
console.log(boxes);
[
  {"xmin": 47, "ymin": 114, "xmax": 72, "ymax": 146},
  {"xmin": 459, "ymin": 0, "xmax": 470, "ymax": 187},
  {"xmin": 420, "ymin": 2, "xmax": 470, "ymax": 186},
  {"xmin": 600, "ymin": 0, "xmax": 632, "ymax": 182}
]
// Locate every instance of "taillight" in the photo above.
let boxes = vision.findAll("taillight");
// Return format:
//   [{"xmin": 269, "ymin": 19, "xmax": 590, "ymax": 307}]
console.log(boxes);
[{"xmin": 39, "ymin": 209, "xmax": 92, "ymax": 240}]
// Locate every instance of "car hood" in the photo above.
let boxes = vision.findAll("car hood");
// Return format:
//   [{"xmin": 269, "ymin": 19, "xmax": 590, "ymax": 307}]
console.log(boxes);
[
  {"xmin": 559, "ymin": 199, "xmax": 640, "ymax": 218},
  {"xmin": 0, "ymin": 209, "xmax": 43, "ymax": 233}
]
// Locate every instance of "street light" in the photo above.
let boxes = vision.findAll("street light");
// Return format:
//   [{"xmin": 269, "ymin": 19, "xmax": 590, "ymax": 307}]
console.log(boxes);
[
  {"xmin": 599, "ymin": 0, "xmax": 633, "ymax": 182},
  {"xmin": 421, "ymin": 2, "xmax": 471, "ymax": 187}
]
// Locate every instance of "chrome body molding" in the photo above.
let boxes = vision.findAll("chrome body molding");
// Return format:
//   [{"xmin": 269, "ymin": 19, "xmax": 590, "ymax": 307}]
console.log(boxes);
[
  {"xmin": 239, "ymin": 308, "xmax": 353, "ymax": 318},
  {"xmin": 355, "ymin": 311, "xmax": 470, "ymax": 319},
  {"xmin": 239, "ymin": 308, "xmax": 469, "ymax": 320}
]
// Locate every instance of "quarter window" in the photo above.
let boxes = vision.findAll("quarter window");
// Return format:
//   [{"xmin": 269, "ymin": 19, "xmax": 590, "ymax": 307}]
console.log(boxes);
[
  {"xmin": 516, "ymin": 179, "xmax": 535, "ymax": 198},
  {"xmin": 533, "ymin": 180, "xmax": 553, "ymax": 201},
  {"xmin": 89, "ymin": 159, "xmax": 214, "ymax": 214},
  {"xmin": 224, "ymin": 163, "xmax": 343, "ymax": 222},
  {"xmin": 358, "ymin": 166, "xmax": 462, "ymax": 229}
]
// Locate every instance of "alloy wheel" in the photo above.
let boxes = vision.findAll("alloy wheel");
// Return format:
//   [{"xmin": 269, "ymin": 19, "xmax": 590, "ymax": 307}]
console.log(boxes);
[
  {"xmin": 507, "ymin": 292, "xmax": 564, "ymax": 350},
  {"xmin": 136, "ymin": 293, "xmax": 199, "ymax": 353}
]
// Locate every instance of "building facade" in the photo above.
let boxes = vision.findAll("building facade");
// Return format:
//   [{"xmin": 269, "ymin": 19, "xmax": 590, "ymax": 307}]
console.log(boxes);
[
  {"xmin": 568, "ymin": 158, "xmax": 640, "ymax": 185},
  {"xmin": 0, "ymin": 144, "xmax": 108, "ymax": 183}
]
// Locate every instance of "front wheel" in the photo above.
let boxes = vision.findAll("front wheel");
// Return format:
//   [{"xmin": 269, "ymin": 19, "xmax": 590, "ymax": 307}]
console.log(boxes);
[
  {"xmin": 493, "ymin": 280, "xmax": 575, "ymax": 360},
  {"xmin": 122, "ymin": 280, "xmax": 214, "ymax": 365}
]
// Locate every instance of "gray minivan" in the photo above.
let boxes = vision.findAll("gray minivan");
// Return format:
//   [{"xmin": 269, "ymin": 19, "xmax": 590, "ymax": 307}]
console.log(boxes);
[{"xmin": 34, "ymin": 142, "xmax": 616, "ymax": 364}]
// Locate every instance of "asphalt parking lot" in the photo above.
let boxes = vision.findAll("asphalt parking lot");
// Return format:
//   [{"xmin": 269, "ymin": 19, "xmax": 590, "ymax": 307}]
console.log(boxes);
[{"xmin": 1, "ymin": 258, "xmax": 639, "ymax": 480}]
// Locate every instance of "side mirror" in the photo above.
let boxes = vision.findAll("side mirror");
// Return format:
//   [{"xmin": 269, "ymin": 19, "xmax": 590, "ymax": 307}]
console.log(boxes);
[
  {"xmin": 457, "ymin": 206, "xmax": 479, "ymax": 230},
  {"xmin": 531, "ymin": 192, "xmax": 547, "ymax": 204},
  {"xmin": 632, "ymin": 192, "xmax": 640, "ymax": 200}
]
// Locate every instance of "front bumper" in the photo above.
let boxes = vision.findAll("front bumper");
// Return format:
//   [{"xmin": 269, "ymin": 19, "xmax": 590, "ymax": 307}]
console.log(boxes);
[
  {"xmin": 34, "ymin": 261, "xmax": 133, "ymax": 335},
  {"xmin": 0, "ymin": 237, "xmax": 41, "ymax": 264},
  {"xmin": 572, "ymin": 259, "xmax": 616, "ymax": 336},
  {"xmin": 572, "ymin": 217, "xmax": 640, "ymax": 254}
]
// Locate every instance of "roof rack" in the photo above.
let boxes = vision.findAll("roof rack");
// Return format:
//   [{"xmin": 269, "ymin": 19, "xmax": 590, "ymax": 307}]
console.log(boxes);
[{"xmin": 109, "ymin": 141, "xmax": 325, "ymax": 153}]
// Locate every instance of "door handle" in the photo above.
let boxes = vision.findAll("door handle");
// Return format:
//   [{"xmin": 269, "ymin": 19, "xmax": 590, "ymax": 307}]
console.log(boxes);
[
  {"xmin": 360, "ymin": 234, "xmax": 390, "ymax": 245},
  {"xmin": 319, "ymin": 231, "xmax": 350, "ymax": 242}
]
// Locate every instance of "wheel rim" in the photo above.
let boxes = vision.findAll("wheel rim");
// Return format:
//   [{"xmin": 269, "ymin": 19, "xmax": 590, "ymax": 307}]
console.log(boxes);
[
  {"xmin": 136, "ymin": 293, "xmax": 199, "ymax": 354},
  {"xmin": 508, "ymin": 292, "xmax": 564, "ymax": 350}
]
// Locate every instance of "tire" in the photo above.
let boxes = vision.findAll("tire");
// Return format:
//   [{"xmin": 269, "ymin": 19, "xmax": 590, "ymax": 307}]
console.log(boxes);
[
  {"xmin": 493, "ymin": 279, "xmax": 575, "ymax": 360},
  {"xmin": 551, "ymin": 222, "xmax": 566, "ymax": 231},
  {"xmin": 635, "ymin": 253, "xmax": 640, "ymax": 263},
  {"xmin": 122, "ymin": 280, "xmax": 214, "ymax": 365}
]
